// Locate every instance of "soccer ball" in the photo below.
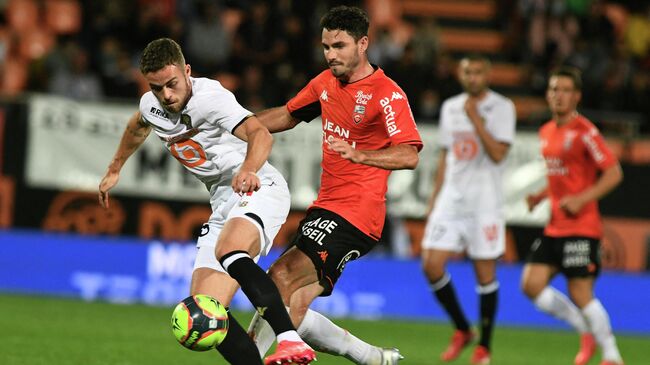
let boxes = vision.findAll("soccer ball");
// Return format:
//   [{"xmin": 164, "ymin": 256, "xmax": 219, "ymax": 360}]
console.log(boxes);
[{"xmin": 171, "ymin": 294, "xmax": 229, "ymax": 351}]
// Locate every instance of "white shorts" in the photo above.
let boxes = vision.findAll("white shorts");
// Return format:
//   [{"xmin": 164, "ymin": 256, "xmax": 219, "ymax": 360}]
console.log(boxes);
[
  {"xmin": 193, "ymin": 175, "xmax": 290, "ymax": 273},
  {"xmin": 421, "ymin": 213, "xmax": 505, "ymax": 260}
]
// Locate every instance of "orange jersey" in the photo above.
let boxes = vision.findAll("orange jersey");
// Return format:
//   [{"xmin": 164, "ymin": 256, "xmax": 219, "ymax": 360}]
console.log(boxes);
[
  {"xmin": 287, "ymin": 67, "xmax": 422, "ymax": 240},
  {"xmin": 539, "ymin": 114, "xmax": 617, "ymax": 238}
]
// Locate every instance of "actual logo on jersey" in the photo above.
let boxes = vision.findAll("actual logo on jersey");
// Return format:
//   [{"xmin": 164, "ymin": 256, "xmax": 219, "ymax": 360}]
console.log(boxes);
[
  {"xmin": 320, "ymin": 90, "xmax": 328, "ymax": 101},
  {"xmin": 355, "ymin": 91, "xmax": 373, "ymax": 105},
  {"xmin": 336, "ymin": 250, "xmax": 360, "ymax": 274},
  {"xmin": 379, "ymin": 97, "xmax": 402, "ymax": 137}
]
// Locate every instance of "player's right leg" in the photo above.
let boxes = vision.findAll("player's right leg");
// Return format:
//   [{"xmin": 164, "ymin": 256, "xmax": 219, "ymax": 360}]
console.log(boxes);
[
  {"xmin": 421, "ymin": 217, "xmax": 473, "ymax": 362},
  {"xmin": 216, "ymin": 218, "xmax": 315, "ymax": 365}
]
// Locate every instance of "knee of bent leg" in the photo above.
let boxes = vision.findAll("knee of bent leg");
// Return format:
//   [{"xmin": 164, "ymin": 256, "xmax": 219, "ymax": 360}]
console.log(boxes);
[
  {"xmin": 521, "ymin": 274, "xmax": 545, "ymax": 299},
  {"xmin": 422, "ymin": 256, "xmax": 445, "ymax": 282}
]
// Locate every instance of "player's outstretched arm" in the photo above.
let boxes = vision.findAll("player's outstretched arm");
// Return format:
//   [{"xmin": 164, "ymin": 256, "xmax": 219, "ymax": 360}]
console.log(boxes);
[
  {"xmin": 98, "ymin": 111, "xmax": 151, "ymax": 208},
  {"xmin": 328, "ymin": 137, "xmax": 419, "ymax": 170},
  {"xmin": 231, "ymin": 116, "xmax": 273, "ymax": 193},
  {"xmin": 255, "ymin": 106, "xmax": 301, "ymax": 133}
]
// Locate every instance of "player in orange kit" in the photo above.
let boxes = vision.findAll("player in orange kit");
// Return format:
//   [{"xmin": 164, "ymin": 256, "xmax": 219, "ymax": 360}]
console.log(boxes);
[{"xmin": 522, "ymin": 66, "xmax": 624, "ymax": 365}]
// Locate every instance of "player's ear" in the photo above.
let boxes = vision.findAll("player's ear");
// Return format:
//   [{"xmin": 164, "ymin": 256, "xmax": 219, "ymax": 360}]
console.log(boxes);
[
  {"xmin": 185, "ymin": 63, "xmax": 191, "ymax": 77},
  {"xmin": 358, "ymin": 36, "xmax": 369, "ymax": 54}
]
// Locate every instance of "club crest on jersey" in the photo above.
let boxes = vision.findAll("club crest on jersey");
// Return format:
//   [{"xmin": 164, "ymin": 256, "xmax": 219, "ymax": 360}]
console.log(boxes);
[
  {"xmin": 353, "ymin": 105, "xmax": 366, "ymax": 124},
  {"xmin": 320, "ymin": 90, "xmax": 328, "ymax": 101},
  {"xmin": 563, "ymin": 130, "xmax": 577, "ymax": 150}
]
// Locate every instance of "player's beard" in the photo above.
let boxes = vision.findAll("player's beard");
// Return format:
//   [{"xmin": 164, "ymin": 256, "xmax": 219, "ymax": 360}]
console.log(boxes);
[{"xmin": 330, "ymin": 56, "xmax": 359, "ymax": 82}]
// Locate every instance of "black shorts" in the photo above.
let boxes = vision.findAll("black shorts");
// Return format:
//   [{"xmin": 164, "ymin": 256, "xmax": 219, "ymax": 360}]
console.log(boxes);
[
  {"xmin": 292, "ymin": 208, "xmax": 377, "ymax": 296},
  {"xmin": 526, "ymin": 235, "xmax": 601, "ymax": 278}
]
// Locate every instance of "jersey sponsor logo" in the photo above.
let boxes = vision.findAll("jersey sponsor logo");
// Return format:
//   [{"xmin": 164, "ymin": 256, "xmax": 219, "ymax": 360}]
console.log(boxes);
[
  {"xmin": 390, "ymin": 91, "xmax": 404, "ymax": 101},
  {"xmin": 355, "ymin": 91, "xmax": 373, "ymax": 105},
  {"xmin": 320, "ymin": 90, "xmax": 328, "ymax": 101},
  {"xmin": 150, "ymin": 107, "xmax": 169, "ymax": 119},
  {"xmin": 170, "ymin": 139, "xmax": 208, "ymax": 168},
  {"xmin": 301, "ymin": 217, "xmax": 338, "ymax": 246},
  {"xmin": 545, "ymin": 157, "xmax": 568, "ymax": 176},
  {"xmin": 582, "ymin": 133, "xmax": 605, "ymax": 162},
  {"xmin": 452, "ymin": 132, "xmax": 478, "ymax": 160},
  {"xmin": 379, "ymin": 97, "xmax": 402, "ymax": 137},
  {"xmin": 323, "ymin": 119, "xmax": 350, "ymax": 139},
  {"xmin": 562, "ymin": 239, "xmax": 592, "ymax": 268},
  {"xmin": 336, "ymin": 250, "xmax": 360, "ymax": 273}
]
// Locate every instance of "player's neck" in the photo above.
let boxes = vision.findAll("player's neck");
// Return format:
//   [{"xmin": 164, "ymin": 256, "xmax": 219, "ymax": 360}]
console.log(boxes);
[
  {"xmin": 344, "ymin": 62, "xmax": 374, "ymax": 83},
  {"xmin": 555, "ymin": 110, "xmax": 578, "ymax": 126}
]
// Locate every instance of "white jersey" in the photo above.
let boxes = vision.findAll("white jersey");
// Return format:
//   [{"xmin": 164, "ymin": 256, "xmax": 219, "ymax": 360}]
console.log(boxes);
[
  {"xmin": 139, "ymin": 77, "xmax": 280, "ymax": 188},
  {"xmin": 433, "ymin": 90, "xmax": 516, "ymax": 217}
]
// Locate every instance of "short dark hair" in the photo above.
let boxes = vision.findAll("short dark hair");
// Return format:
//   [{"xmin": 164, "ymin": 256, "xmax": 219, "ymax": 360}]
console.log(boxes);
[
  {"xmin": 320, "ymin": 6, "xmax": 369, "ymax": 41},
  {"xmin": 140, "ymin": 38, "xmax": 186, "ymax": 74},
  {"xmin": 549, "ymin": 66, "xmax": 582, "ymax": 91}
]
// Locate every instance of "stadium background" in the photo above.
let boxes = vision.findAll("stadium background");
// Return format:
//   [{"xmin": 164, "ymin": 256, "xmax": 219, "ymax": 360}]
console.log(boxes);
[{"xmin": 0, "ymin": 0, "xmax": 649, "ymax": 364}]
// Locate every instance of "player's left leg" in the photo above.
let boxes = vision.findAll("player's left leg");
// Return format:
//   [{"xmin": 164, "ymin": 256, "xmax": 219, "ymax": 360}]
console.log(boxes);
[{"xmin": 471, "ymin": 259, "xmax": 498, "ymax": 365}]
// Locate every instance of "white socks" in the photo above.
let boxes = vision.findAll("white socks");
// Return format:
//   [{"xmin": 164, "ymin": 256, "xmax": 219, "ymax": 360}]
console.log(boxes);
[
  {"xmin": 297, "ymin": 309, "xmax": 380, "ymax": 365},
  {"xmin": 534, "ymin": 288, "xmax": 623, "ymax": 363},
  {"xmin": 534, "ymin": 286, "xmax": 589, "ymax": 333},
  {"xmin": 249, "ymin": 307, "xmax": 380, "ymax": 365},
  {"xmin": 582, "ymin": 299, "xmax": 622, "ymax": 363}
]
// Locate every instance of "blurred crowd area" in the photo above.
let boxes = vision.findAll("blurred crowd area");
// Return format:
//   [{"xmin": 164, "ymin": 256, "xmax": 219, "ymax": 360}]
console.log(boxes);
[{"xmin": 0, "ymin": 0, "xmax": 649, "ymax": 132}]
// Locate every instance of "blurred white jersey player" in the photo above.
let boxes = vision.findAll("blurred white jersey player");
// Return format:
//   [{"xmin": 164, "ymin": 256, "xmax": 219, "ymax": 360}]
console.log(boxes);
[
  {"xmin": 98, "ymin": 38, "xmax": 315, "ymax": 365},
  {"xmin": 421, "ymin": 54, "xmax": 515, "ymax": 365}
]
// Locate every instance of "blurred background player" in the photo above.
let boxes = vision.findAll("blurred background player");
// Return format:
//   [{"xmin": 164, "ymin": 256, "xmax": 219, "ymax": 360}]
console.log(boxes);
[
  {"xmin": 247, "ymin": 5, "xmax": 422, "ymax": 365},
  {"xmin": 420, "ymin": 54, "xmax": 516, "ymax": 365},
  {"xmin": 522, "ymin": 66, "xmax": 624, "ymax": 365},
  {"xmin": 97, "ymin": 38, "xmax": 315, "ymax": 365}
]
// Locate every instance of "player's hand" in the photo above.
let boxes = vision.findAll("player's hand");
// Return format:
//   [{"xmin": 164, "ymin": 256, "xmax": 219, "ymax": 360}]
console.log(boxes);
[
  {"xmin": 464, "ymin": 97, "xmax": 482, "ymax": 123},
  {"xmin": 98, "ymin": 170, "xmax": 120, "ymax": 209},
  {"xmin": 526, "ymin": 194, "xmax": 542, "ymax": 212},
  {"xmin": 232, "ymin": 170, "xmax": 260, "ymax": 194},
  {"xmin": 327, "ymin": 136, "xmax": 363, "ymax": 163},
  {"xmin": 559, "ymin": 195, "xmax": 586, "ymax": 216}
]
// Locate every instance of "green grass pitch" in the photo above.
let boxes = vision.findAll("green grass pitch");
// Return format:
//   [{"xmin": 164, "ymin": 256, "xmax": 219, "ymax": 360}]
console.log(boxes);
[{"xmin": 0, "ymin": 293, "xmax": 646, "ymax": 365}]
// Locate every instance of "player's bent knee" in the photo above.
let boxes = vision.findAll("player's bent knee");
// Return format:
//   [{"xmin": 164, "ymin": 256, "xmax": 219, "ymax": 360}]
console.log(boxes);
[{"xmin": 521, "ymin": 279, "xmax": 544, "ymax": 299}]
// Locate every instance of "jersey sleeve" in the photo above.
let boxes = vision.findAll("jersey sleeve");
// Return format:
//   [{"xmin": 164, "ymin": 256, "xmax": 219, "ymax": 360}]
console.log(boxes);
[
  {"xmin": 437, "ymin": 100, "xmax": 452, "ymax": 149},
  {"xmin": 378, "ymin": 90, "xmax": 423, "ymax": 151},
  {"xmin": 201, "ymin": 84, "xmax": 252, "ymax": 133},
  {"xmin": 486, "ymin": 98, "xmax": 516, "ymax": 144},
  {"xmin": 287, "ymin": 75, "xmax": 322, "ymax": 122},
  {"xmin": 581, "ymin": 126, "xmax": 618, "ymax": 170}
]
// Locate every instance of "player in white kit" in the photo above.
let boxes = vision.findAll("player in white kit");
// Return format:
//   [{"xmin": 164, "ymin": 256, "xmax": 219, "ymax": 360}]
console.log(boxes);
[
  {"xmin": 421, "ymin": 54, "xmax": 516, "ymax": 365},
  {"xmin": 98, "ymin": 38, "xmax": 315, "ymax": 365}
]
